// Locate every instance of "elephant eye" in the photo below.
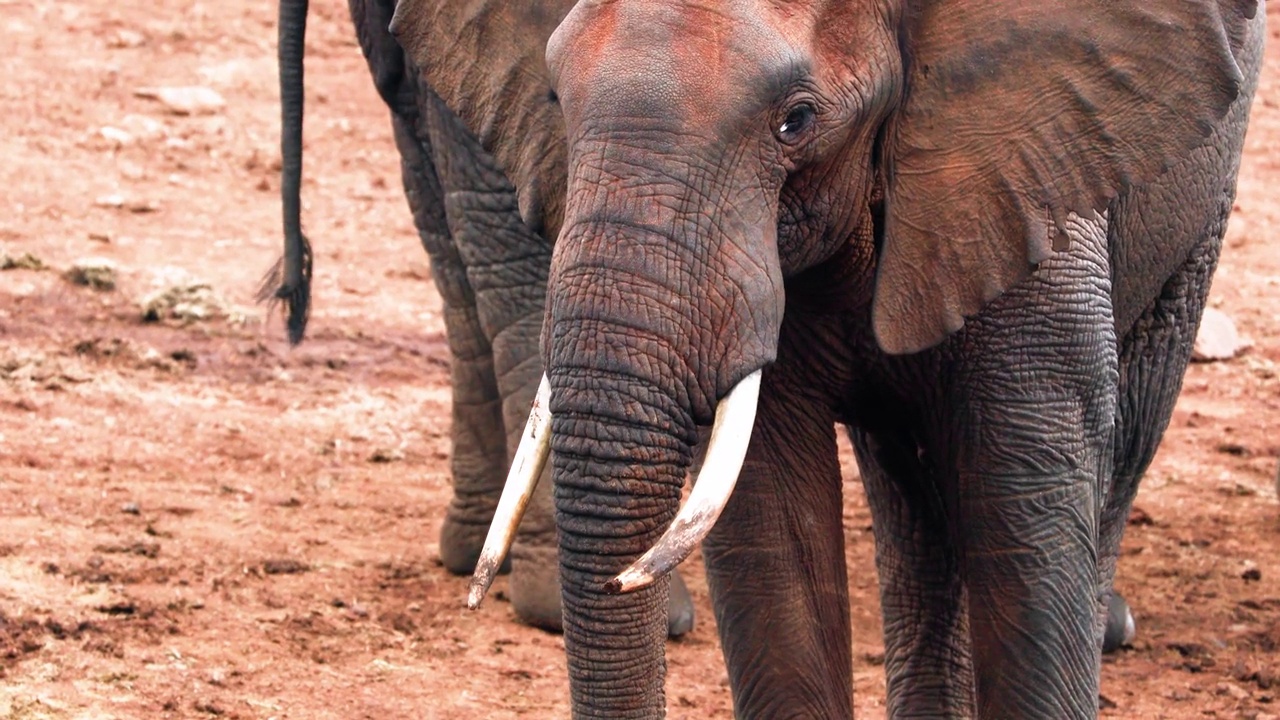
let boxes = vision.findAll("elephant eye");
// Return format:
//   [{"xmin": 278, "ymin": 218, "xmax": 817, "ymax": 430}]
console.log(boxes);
[{"xmin": 776, "ymin": 103, "xmax": 815, "ymax": 144}]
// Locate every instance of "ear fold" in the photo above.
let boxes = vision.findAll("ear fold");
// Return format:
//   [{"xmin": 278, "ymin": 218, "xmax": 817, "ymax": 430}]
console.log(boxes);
[
  {"xmin": 874, "ymin": 0, "xmax": 1258, "ymax": 355},
  {"xmin": 389, "ymin": 1, "xmax": 575, "ymax": 239}
]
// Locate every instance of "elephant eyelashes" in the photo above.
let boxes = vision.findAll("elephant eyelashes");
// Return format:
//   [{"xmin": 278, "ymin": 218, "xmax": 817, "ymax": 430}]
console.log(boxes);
[{"xmin": 776, "ymin": 102, "xmax": 816, "ymax": 144}]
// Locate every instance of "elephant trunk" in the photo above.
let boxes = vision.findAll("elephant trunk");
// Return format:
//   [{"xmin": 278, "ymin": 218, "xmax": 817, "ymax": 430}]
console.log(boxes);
[
  {"xmin": 535, "ymin": 123, "xmax": 781, "ymax": 708},
  {"xmin": 258, "ymin": 0, "xmax": 313, "ymax": 344},
  {"xmin": 548, "ymin": 362, "xmax": 698, "ymax": 718}
]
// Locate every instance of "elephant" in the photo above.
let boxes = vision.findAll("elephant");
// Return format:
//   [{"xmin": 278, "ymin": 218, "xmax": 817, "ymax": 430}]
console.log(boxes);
[
  {"xmin": 386, "ymin": 0, "xmax": 1264, "ymax": 717},
  {"xmin": 260, "ymin": 0, "xmax": 696, "ymax": 638}
]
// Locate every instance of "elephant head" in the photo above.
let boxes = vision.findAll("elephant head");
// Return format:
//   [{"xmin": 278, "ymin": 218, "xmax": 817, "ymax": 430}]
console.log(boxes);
[{"xmin": 395, "ymin": 0, "xmax": 1254, "ymax": 715}]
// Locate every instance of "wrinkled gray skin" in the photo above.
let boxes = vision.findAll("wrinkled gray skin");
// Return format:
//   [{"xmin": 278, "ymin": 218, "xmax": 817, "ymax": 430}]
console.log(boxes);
[
  {"xmin": 385, "ymin": 0, "xmax": 1265, "ymax": 717},
  {"xmin": 265, "ymin": 0, "xmax": 694, "ymax": 637}
]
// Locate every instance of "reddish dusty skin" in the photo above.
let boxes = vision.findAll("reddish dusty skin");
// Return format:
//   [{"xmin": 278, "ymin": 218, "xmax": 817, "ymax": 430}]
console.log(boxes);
[{"xmin": 0, "ymin": 1, "xmax": 1278, "ymax": 718}]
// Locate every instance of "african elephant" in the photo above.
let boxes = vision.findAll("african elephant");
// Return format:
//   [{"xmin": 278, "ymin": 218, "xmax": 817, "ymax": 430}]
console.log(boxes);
[
  {"xmin": 269, "ymin": 0, "xmax": 1139, "ymax": 659},
  {"xmin": 262, "ymin": 0, "xmax": 695, "ymax": 638},
  {"xmin": 389, "ymin": 0, "xmax": 1264, "ymax": 717}
]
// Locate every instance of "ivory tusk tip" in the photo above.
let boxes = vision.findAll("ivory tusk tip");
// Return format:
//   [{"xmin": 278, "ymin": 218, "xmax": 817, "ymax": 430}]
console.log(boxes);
[
  {"xmin": 605, "ymin": 566, "xmax": 653, "ymax": 594},
  {"xmin": 467, "ymin": 578, "xmax": 490, "ymax": 610}
]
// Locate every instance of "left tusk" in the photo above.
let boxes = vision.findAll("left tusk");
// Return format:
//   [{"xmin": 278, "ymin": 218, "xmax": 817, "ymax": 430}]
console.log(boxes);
[
  {"xmin": 467, "ymin": 375, "xmax": 552, "ymax": 610},
  {"xmin": 605, "ymin": 369, "xmax": 762, "ymax": 594}
]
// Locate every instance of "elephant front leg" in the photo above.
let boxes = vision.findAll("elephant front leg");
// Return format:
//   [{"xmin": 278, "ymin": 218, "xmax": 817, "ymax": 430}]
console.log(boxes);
[
  {"xmin": 701, "ymin": 373, "xmax": 852, "ymax": 719},
  {"xmin": 957, "ymin": 441, "xmax": 1108, "ymax": 720},
  {"xmin": 850, "ymin": 427, "xmax": 974, "ymax": 718},
  {"xmin": 948, "ymin": 236, "xmax": 1119, "ymax": 720}
]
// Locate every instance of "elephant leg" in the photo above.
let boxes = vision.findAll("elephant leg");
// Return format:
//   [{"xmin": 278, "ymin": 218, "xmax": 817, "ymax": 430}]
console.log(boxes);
[
  {"xmin": 1098, "ymin": 52, "xmax": 1252, "ymax": 649},
  {"xmin": 1101, "ymin": 226, "xmax": 1224, "ymax": 648},
  {"xmin": 850, "ymin": 426, "xmax": 974, "ymax": 718},
  {"xmin": 392, "ymin": 113, "xmax": 509, "ymax": 575},
  {"xmin": 441, "ymin": 134, "xmax": 557, "ymax": 631},
  {"xmin": 948, "ymin": 218, "xmax": 1117, "ymax": 720},
  {"xmin": 702, "ymin": 371, "xmax": 852, "ymax": 718}
]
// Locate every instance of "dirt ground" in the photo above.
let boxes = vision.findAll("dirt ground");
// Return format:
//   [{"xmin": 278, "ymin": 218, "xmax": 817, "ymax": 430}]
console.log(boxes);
[{"xmin": 0, "ymin": 1, "xmax": 1277, "ymax": 718}]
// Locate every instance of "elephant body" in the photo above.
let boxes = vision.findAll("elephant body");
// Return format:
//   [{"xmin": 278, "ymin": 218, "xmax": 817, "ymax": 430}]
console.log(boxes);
[{"xmin": 275, "ymin": 0, "xmax": 1264, "ymax": 717}]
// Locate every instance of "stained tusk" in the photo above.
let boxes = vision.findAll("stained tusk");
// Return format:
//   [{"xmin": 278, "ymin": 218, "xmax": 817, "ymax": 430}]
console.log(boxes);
[
  {"xmin": 467, "ymin": 375, "xmax": 552, "ymax": 610},
  {"xmin": 605, "ymin": 369, "xmax": 762, "ymax": 594}
]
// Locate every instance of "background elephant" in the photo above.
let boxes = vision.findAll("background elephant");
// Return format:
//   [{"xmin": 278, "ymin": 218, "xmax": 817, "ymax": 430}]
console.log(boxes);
[
  {"xmin": 390, "ymin": 0, "xmax": 1263, "ymax": 718},
  {"xmin": 262, "ymin": 0, "xmax": 695, "ymax": 637}
]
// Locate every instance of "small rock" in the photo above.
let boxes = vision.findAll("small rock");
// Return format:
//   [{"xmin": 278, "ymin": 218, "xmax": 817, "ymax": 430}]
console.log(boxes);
[
  {"xmin": 106, "ymin": 29, "xmax": 147, "ymax": 49},
  {"xmin": 1127, "ymin": 506, "xmax": 1155, "ymax": 526},
  {"xmin": 134, "ymin": 86, "xmax": 225, "ymax": 116},
  {"xmin": 95, "ymin": 601, "xmax": 137, "ymax": 616},
  {"xmin": 95, "ymin": 193, "xmax": 158, "ymax": 214},
  {"xmin": 192, "ymin": 698, "xmax": 225, "ymax": 716},
  {"xmin": 1217, "ymin": 681, "xmax": 1251, "ymax": 701},
  {"xmin": 105, "ymin": 541, "xmax": 159, "ymax": 558},
  {"xmin": 117, "ymin": 114, "xmax": 167, "ymax": 142},
  {"xmin": 141, "ymin": 282, "xmax": 226, "ymax": 323},
  {"xmin": 1, "ymin": 252, "xmax": 45, "ymax": 271},
  {"xmin": 262, "ymin": 558, "xmax": 309, "ymax": 575},
  {"xmin": 99, "ymin": 126, "xmax": 134, "ymax": 146},
  {"xmin": 368, "ymin": 447, "xmax": 405, "ymax": 464},
  {"xmin": 1193, "ymin": 307, "xmax": 1250, "ymax": 362},
  {"xmin": 88, "ymin": 232, "xmax": 112, "ymax": 244},
  {"xmin": 1243, "ymin": 567, "xmax": 1262, "ymax": 582},
  {"xmin": 121, "ymin": 502, "xmax": 141, "ymax": 515},
  {"xmin": 207, "ymin": 668, "xmax": 226, "ymax": 686},
  {"xmin": 65, "ymin": 258, "xmax": 118, "ymax": 291}
]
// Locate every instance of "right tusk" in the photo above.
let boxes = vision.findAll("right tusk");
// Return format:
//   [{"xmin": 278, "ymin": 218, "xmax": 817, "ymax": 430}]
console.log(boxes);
[
  {"xmin": 466, "ymin": 375, "xmax": 552, "ymax": 610},
  {"xmin": 606, "ymin": 369, "xmax": 762, "ymax": 594}
]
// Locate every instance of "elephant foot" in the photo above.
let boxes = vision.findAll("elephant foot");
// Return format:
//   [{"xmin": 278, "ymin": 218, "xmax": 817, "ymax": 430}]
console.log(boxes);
[
  {"xmin": 1102, "ymin": 591, "xmax": 1136, "ymax": 654},
  {"xmin": 510, "ymin": 546, "xmax": 696, "ymax": 638},
  {"xmin": 438, "ymin": 513, "xmax": 510, "ymax": 577},
  {"xmin": 665, "ymin": 571, "xmax": 696, "ymax": 638}
]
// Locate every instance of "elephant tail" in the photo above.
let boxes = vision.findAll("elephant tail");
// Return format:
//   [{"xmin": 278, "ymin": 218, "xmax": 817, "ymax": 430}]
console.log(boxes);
[{"xmin": 259, "ymin": 0, "xmax": 313, "ymax": 345}]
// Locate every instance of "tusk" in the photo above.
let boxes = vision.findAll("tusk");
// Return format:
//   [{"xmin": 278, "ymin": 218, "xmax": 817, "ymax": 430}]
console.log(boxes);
[
  {"xmin": 605, "ymin": 369, "xmax": 762, "ymax": 594},
  {"xmin": 467, "ymin": 375, "xmax": 552, "ymax": 610}
]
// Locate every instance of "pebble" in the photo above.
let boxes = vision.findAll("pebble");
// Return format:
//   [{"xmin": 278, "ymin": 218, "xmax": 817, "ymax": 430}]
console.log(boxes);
[
  {"xmin": 133, "ymin": 86, "xmax": 225, "ymax": 116},
  {"xmin": 65, "ymin": 257, "xmax": 118, "ymax": 291},
  {"xmin": 1193, "ymin": 307, "xmax": 1250, "ymax": 361},
  {"xmin": 121, "ymin": 502, "xmax": 140, "ymax": 515},
  {"xmin": 98, "ymin": 126, "xmax": 134, "ymax": 146}
]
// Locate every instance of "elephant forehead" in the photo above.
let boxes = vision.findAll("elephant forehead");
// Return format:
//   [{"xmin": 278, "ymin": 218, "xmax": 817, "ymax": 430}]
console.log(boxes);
[{"xmin": 548, "ymin": 0, "xmax": 804, "ymax": 122}]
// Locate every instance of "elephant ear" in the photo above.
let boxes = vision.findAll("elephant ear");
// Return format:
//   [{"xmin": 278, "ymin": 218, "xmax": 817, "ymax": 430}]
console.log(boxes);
[
  {"xmin": 873, "ymin": 0, "xmax": 1257, "ymax": 355},
  {"xmin": 390, "ymin": 0, "xmax": 575, "ymax": 238}
]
